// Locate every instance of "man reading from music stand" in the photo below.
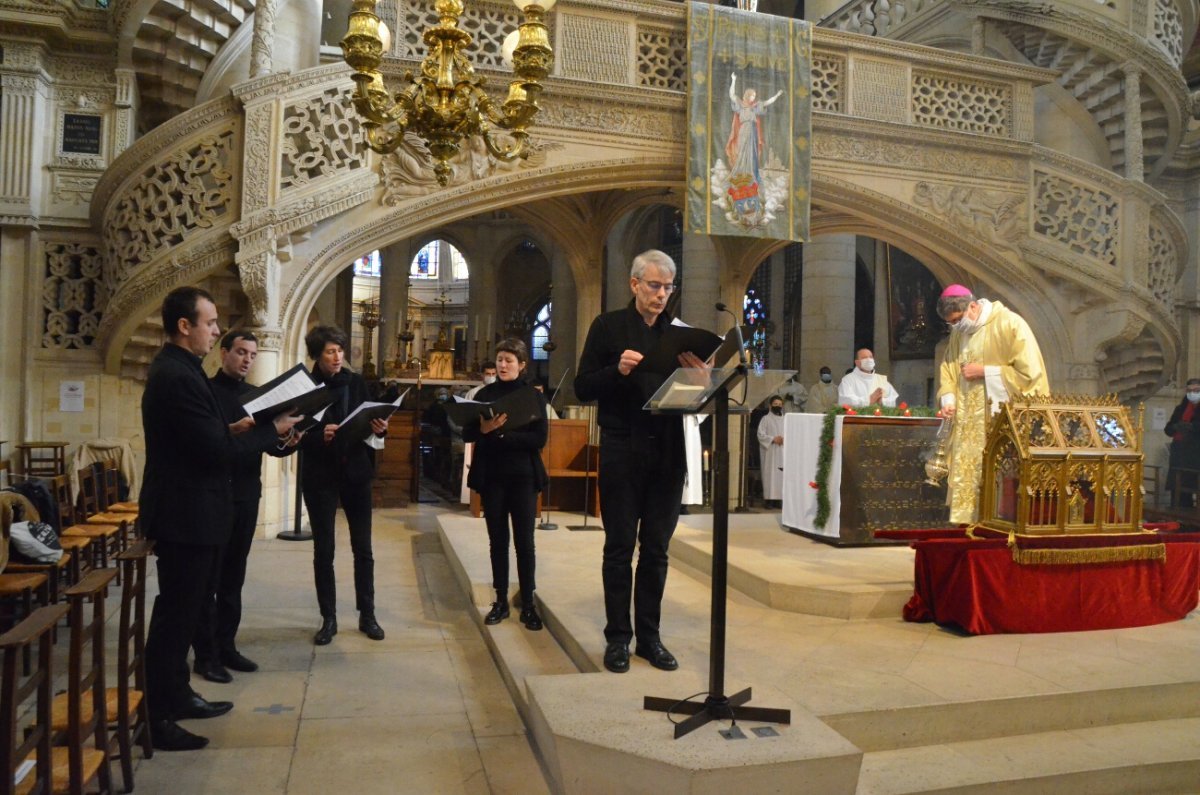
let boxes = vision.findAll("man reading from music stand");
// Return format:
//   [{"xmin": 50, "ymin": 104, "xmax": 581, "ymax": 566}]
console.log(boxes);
[{"xmin": 575, "ymin": 250, "xmax": 707, "ymax": 674}]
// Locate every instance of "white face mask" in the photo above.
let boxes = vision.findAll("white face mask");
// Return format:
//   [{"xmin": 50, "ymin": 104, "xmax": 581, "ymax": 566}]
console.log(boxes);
[
  {"xmin": 859, "ymin": 358, "xmax": 875, "ymax": 373},
  {"xmin": 482, "ymin": 375, "xmax": 496, "ymax": 385},
  {"xmin": 820, "ymin": 374, "xmax": 832, "ymax": 383},
  {"xmin": 1187, "ymin": 391, "xmax": 1200, "ymax": 404}
]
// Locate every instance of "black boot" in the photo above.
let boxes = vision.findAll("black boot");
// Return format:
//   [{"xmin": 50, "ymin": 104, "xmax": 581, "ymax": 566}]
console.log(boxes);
[
  {"xmin": 484, "ymin": 589, "xmax": 509, "ymax": 625},
  {"xmin": 519, "ymin": 604, "xmax": 543, "ymax": 631},
  {"xmin": 314, "ymin": 616, "xmax": 337, "ymax": 646},
  {"xmin": 359, "ymin": 613, "xmax": 385, "ymax": 641}
]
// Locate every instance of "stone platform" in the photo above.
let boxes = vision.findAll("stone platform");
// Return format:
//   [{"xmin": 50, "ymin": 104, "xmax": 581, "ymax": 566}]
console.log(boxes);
[{"xmin": 438, "ymin": 511, "xmax": 1200, "ymax": 794}]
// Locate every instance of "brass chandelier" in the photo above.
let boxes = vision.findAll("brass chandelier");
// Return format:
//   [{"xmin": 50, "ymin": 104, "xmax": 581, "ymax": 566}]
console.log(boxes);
[{"xmin": 340, "ymin": 0, "xmax": 556, "ymax": 186}]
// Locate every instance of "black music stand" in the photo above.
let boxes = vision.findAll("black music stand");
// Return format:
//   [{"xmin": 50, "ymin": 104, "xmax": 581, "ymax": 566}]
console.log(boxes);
[{"xmin": 642, "ymin": 363, "xmax": 795, "ymax": 738}]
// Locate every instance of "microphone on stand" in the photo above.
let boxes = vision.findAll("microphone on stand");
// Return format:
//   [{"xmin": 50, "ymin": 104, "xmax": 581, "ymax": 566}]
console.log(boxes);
[
  {"xmin": 714, "ymin": 302, "xmax": 748, "ymax": 367},
  {"xmin": 538, "ymin": 367, "xmax": 572, "ymax": 531}
]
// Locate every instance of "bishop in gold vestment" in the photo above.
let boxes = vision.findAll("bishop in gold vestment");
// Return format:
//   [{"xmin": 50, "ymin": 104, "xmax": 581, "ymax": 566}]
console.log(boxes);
[{"xmin": 936, "ymin": 286, "xmax": 1049, "ymax": 524}]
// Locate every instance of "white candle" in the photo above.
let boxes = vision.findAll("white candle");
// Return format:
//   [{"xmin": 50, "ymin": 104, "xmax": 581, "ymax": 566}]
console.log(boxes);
[
  {"xmin": 486, "ymin": 315, "xmax": 492, "ymax": 345},
  {"xmin": 473, "ymin": 313, "xmax": 479, "ymax": 342}
]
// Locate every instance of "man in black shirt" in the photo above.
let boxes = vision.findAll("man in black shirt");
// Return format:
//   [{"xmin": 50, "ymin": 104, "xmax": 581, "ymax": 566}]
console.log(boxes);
[
  {"xmin": 575, "ymin": 250, "xmax": 706, "ymax": 673},
  {"xmin": 141, "ymin": 287, "xmax": 302, "ymax": 751},
  {"xmin": 193, "ymin": 330, "xmax": 298, "ymax": 684}
]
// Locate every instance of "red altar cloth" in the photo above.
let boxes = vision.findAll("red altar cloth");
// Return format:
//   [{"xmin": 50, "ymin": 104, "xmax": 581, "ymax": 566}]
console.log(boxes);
[{"xmin": 900, "ymin": 532, "xmax": 1200, "ymax": 634}]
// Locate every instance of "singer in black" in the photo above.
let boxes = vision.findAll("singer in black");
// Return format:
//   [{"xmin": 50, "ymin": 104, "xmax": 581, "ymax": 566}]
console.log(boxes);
[
  {"xmin": 141, "ymin": 287, "xmax": 302, "ymax": 751},
  {"xmin": 575, "ymin": 250, "xmax": 707, "ymax": 674},
  {"xmin": 463, "ymin": 338, "xmax": 549, "ymax": 630},
  {"xmin": 192, "ymin": 329, "xmax": 299, "ymax": 684},
  {"xmin": 300, "ymin": 326, "xmax": 390, "ymax": 646}
]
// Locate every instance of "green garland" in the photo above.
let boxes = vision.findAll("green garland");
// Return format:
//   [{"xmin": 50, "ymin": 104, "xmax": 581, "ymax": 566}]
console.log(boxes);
[{"xmin": 812, "ymin": 403, "xmax": 938, "ymax": 529}]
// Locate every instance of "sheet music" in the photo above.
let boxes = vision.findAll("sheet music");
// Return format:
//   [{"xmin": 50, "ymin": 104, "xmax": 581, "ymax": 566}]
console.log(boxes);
[{"xmin": 241, "ymin": 365, "xmax": 322, "ymax": 418}]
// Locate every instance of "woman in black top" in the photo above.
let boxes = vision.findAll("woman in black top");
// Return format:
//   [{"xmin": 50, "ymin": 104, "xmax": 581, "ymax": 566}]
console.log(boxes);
[
  {"xmin": 463, "ymin": 338, "xmax": 549, "ymax": 629},
  {"xmin": 300, "ymin": 326, "xmax": 390, "ymax": 645}
]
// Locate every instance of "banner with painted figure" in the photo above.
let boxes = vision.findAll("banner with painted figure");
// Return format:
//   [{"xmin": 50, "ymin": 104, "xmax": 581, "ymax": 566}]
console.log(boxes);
[{"xmin": 686, "ymin": 3, "xmax": 811, "ymax": 243}]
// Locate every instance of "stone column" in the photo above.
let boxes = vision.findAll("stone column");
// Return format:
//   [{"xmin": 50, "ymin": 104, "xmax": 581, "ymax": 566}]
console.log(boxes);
[
  {"xmin": 605, "ymin": 217, "xmax": 635, "ymax": 312},
  {"xmin": 871, "ymin": 239, "xmax": 891, "ymax": 376},
  {"xmin": 250, "ymin": 0, "xmax": 278, "ymax": 78},
  {"xmin": 549, "ymin": 248, "xmax": 578, "ymax": 403},
  {"xmin": 769, "ymin": 249, "xmax": 787, "ymax": 368},
  {"xmin": 800, "ymin": 234, "xmax": 856, "ymax": 383},
  {"xmin": 377, "ymin": 242, "xmax": 409, "ymax": 374},
  {"xmin": 0, "ymin": 57, "xmax": 46, "ymax": 220},
  {"xmin": 680, "ymin": 233, "xmax": 721, "ymax": 332},
  {"xmin": 1124, "ymin": 66, "xmax": 1143, "ymax": 182}
]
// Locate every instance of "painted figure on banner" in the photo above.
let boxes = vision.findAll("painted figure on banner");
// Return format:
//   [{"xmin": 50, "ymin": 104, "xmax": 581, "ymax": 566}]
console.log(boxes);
[{"xmin": 713, "ymin": 73, "xmax": 786, "ymax": 230}]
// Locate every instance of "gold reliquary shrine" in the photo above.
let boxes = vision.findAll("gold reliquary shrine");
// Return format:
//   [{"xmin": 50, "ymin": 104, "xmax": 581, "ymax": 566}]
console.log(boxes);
[{"xmin": 979, "ymin": 395, "xmax": 1144, "ymax": 536}]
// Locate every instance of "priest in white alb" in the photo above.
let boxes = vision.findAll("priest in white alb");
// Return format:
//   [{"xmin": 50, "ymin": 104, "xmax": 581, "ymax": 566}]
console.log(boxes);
[
  {"xmin": 936, "ymin": 284, "xmax": 1049, "ymax": 524},
  {"xmin": 837, "ymin": 349, "xmax": 899, "ymax": 407},
  {"xmin": 756, "ymin": 395, "xmax": 786, "ymax": 507}
]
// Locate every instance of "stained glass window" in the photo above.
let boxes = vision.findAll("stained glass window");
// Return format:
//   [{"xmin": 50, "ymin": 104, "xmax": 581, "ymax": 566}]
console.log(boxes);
[
  {"xmin": 531, "ymin": 303, "xmax": 551, "ymax": 361},
  {"xmin": 352, "ymin": 250, "xmax": 381, "ymax": 277},
  {"xmin": 410, "ymin": 241, "xmax": 438, "ymax": 279}
]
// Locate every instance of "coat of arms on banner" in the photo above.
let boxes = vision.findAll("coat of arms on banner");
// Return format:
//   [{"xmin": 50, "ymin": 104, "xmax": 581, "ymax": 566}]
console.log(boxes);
[{"xmin": 687, "ymin": 3, "xmax": 812, "ymax": 243}]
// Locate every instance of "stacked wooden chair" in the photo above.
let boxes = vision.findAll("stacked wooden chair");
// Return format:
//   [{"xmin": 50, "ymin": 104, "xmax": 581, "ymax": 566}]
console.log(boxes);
[
  {"xmin": 45, "ymin": 568, "xmax": 116, "ymax": 794},
  {"xmin": 0, "ymin": 603, "xmax": 69, "ymax": 795},
  {"xmin": 58, "ymin": 472, "xmax": 124, "ymax": 577},
  {"xmin": 107, "ymin": 541, "xmax": 153, "ymax": 793}
]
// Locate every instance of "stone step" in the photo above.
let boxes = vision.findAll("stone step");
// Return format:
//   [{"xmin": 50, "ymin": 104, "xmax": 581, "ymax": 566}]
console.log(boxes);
[
  {"xmin": 436, "ymin": 519, "xmax": 579, "ymax": 721},
  {"xmin": 856, "ymin": 717, "xmax": 1200, "ymax": 795},
  {"xmin": 823, "ymin": 681, "xmax": 1200, "ymax": 752}
]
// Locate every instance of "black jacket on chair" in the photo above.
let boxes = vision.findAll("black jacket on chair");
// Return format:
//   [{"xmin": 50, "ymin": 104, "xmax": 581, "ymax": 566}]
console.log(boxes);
[{"xmin": 139, "ymin": 344, "xmax": 281, "ymax": 546}]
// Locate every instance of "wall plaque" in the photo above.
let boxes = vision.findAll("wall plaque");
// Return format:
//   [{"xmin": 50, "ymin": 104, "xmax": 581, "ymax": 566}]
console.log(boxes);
[{"xmin": 62, "ymin": 114, "xmax": 102, "ymax": 155}]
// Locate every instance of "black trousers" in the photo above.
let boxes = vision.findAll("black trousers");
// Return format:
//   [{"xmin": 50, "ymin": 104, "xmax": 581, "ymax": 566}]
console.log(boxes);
[
  {"xmin": 146, "ymin": 540, "xmax": 221, "ymax": 722},
  {"xmin": 303, "ymin": 478, "xmax": 375, "ymax": 618},
  {"xmin": 193, "ymin": 498, "xmax": 258, "ymax": 662},
  {"xmin": 598, "ymin": 436, "xmax": 685, "ymax": 645},
  {"xmin": 479, "ymin": 477, "xmax": 538, "ymax": 599}
]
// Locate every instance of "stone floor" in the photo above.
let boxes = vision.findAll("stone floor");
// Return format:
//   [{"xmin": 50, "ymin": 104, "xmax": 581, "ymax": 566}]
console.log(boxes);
[
  {"xmin": 130, "ymin": 500, "xmax": 550, "ymax": 795},
  {"xmin": 122, "ymin": 498, "xmax": 1200, "ymax": 793}
]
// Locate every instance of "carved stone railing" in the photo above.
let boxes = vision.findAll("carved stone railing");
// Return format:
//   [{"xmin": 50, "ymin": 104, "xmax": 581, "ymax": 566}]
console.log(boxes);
[
  {"xmin": 89, "ymin": 2, "xmax": 1185, "ymax": 389},
  {"xmin": 820, "ymin": 0, "xmax": 1196, "ymax": 67}
]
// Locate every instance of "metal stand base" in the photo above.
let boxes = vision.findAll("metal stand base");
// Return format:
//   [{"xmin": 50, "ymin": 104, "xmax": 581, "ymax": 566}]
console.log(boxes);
[
  {"xmin": 644, "ymin": 688, "xmax": 790, "ymax": 739},
  {"xmin": 538, "ymin": 520, "xmax": 558, "ymax": 530},
  {"xmin": 278, "ymin": 527, "xmax": 313, "ymax": 542}
]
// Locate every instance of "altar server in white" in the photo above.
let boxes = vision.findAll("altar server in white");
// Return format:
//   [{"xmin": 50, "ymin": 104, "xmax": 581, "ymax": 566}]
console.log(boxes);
[
  {"xmin": 683, "ymin": 415, "xmax": 706, "ymax": 505},
  {"xmin": 757, "ymin": 395, "xmax": 786, "ymax": 506},
  {"xmin": 838, "ymin": 349, "xmax": 899, "ymax": 408}
]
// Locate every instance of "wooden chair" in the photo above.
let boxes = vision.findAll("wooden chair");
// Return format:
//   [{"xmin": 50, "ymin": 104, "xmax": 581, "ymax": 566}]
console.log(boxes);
[
  {"xmin": 0, "ymin": 497, "xmax": 51, "ymax": 676},
  {"xmin": 46, "ymin": 478, "xmax": 92, "ymax": 585},
  {"xmin": 0, "ymin": 603, "xmax": 69, "ymax": 795},
  {"xmin": 97, "ymin": 464, "xmax": 136, "ymax": 519},
  {"xmin": 61, "ymin": 471, "xmax": 123, "ymax": 578},
  {"xmin": 106, "ymin": 542, "xmax": 153, "ymax": 793},
  {"xmin": 48, "ymin": 568, "xmax": 116, "ymax": 795}
]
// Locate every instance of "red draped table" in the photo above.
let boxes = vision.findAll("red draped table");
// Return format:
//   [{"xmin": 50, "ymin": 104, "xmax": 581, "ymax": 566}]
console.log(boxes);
[{"xmin": 881, "ymin": 528, "xmax": 1200, "ymax": 634}]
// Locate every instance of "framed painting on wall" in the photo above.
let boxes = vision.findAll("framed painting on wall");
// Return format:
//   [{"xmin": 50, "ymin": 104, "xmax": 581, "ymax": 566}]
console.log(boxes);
[{"xmin": 886, "ymin": 244, "xmax": 944, "ymax": 361}]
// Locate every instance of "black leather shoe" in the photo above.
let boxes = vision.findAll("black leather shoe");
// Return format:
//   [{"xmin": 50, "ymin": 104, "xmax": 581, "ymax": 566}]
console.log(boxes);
[
  {"xmin": 314, "ymin": 617, "xmax": 337, "ymax": 646},
  {"xmin": 151, "ymin": 719, "xmax": 208, "ymax": 751},
  {"xmin": 484, "ymin": 602, "xmax": 509, "ymax": 625},
  {"xmin": 171, "ymin": 694, "xmax": 233, "ymax": 721},
  {"xmin": 220, "ymin": 648, "xmax": 258, "ymax": 673},
  {"xmin": 635, "ymin": 640, "xmax": 679, "ymax": 671},
  {"xmin": 193, "ymin": 659, "xmax": 232, "ymax": 684},
  {"xmin": 359, "ymin": 614, "xmax": 385, "ymax": 641},
  {"xmin": 519, "ymin": 606, "xmax": 543, "ymax": 631},
  {"xmin": 603, "ymin": 642, "xmax": 630, "ymax": 673}
]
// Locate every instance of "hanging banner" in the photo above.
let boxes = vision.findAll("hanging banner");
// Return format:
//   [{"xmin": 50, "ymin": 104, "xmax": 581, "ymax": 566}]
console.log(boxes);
[{"xmin": 686, "ymin": 3, "xmax": 812, "ymax": 243}]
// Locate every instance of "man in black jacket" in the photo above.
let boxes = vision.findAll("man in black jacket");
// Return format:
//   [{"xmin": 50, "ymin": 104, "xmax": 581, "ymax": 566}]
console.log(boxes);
[
  {"xmin": 192, "ymin": 329, "xmax": 298, "ymax": 684},
  {"xmin": 575, "ymin": 250, "xmax": 706, "ymax": 674},
  {"xmin": 141, "ymin": 287, "xmax": 302, "ymax": 751}
]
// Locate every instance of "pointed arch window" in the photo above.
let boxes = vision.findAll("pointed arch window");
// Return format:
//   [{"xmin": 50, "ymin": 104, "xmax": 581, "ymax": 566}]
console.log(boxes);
[{"xmin": 531, "ymin": 302, "xmax": 551, "ymax": 361}]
